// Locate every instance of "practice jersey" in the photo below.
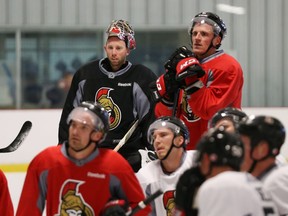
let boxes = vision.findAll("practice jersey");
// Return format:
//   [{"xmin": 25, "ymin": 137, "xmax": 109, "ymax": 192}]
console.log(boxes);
[
  {"xmin": 16, "ymin": 144, "xmax": 150, "ymax": 216},
  {"xmin": 0, "ymin": 170, "xmax": 13, "ymax": 216},
  {"xmin": 59, "ymin": 58, "xmax": 157, "ymax": 155},
  {"xmin": 197, "ymin": 171, "xmax": 279, "ymax": 216},
  {"xmin": 155, "ymin": 50, "xmax": 243, "ymax": 150},
  {"xmin": 136, "ymin": 150, "xmax": 197, "ymax": 216},
  {"xmin": 263, "ymin": 165, "xmax": 288, "ymax": 215}
]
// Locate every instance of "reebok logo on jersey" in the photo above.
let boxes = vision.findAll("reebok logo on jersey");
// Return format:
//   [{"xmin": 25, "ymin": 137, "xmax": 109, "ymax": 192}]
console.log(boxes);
[
  {"xmin": 87, "ymin": 172, "xmax": 106, "ymax": 179},
  {"xmin": 118, "ymin": 83, "xmax": 132, "ymax": 86}
]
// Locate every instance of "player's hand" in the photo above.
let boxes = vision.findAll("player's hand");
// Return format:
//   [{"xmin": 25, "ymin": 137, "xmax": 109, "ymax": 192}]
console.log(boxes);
[
  {"xmin": 175, "ymin": 57, "xmax": 205, "ymax": 94},
  {"xmin": 175, "ymin": 166, "xmax": 205, "ymax": 215},
  {"xmin": 164, "ymin": 46, "xmax": 194, "ymax": 73},
  {"xmin": 149, "ymin": 72, "xmax": 180, "ymax": 106},
  {"xmin": 100, "ymin": 200, "xmax": 128, "ymax": 216}
]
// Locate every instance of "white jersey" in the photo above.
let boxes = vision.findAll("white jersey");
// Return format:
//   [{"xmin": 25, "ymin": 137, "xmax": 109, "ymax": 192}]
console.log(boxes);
[
  {"xmin": 197, "ymin": 171, "xmax": 279, "ymax": 216},
  {"xmin": 136, "ymin": 150, "xmax": 197, "ymax": 216},
  {"xmin": 263, "ymin": 165, "xmax": 288, "ymax": 215}
]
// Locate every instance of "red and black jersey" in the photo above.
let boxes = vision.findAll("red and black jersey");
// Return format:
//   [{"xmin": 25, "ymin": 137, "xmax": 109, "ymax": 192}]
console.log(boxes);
[
  {"xmin": 16, "ymin": 144, "xmax": 150, "ymax": 216},
  {"xmin": 155, "ymin": 50, "xmax": 243, "ymax": 150}
]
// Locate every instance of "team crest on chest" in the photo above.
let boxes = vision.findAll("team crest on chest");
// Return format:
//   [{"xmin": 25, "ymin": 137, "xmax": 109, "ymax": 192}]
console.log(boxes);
[
  {"xmin": 57, "ymin": 180, "xmax": 94, "ymax": 216},
  {"xmin": 95, "ymin": 87, "xmax": 121, "ymax": 130},
  {"xmin": 182, "ymin": 93, "xmax": 200, "ymax": 122}
]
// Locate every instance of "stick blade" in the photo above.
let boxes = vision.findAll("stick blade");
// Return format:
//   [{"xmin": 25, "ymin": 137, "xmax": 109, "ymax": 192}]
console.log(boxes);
[{"xmin": 0, "ymin": 121, "xmax": 32, "ymax": 153}]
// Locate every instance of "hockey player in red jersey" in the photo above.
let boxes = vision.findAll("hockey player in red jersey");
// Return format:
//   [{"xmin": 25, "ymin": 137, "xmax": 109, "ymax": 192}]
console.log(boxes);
[
  {"xmin": 150, "ymin": 12, "xmax": 243, "ymax": 150},
  {"xmin": 16, "ymin": 101, "xmax": 150, "ymax": 216}
]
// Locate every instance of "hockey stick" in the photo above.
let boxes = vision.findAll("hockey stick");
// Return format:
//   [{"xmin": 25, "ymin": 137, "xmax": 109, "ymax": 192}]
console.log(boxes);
[
  {"xmin": 113, "ymin": 119, "xmax": 139, "ymax": 152},
  {"xmin": 172, "ymin": 88, "xmax": 180, "ymax": 117},
  {"xmin": 126, "ymin": 189, "xmax": 163, "ymax": 216},
  {"xmin": 0, "ymin": 121, "xmax": 32, "ymax": 153}
]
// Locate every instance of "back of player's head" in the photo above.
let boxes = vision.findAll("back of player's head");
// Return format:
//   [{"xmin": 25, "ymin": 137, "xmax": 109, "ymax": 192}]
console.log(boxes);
[
  {"xmin": 196, "ymin": 127, "xmax": 244, "ymax": 171},
  {"xmin": 147, "ymin": 116, "xmax": 190, "ymax": 147},
  {"xmin": 209, "ymin": 107, "xmax": 247, "ymax": 129},
  {"xmin": 238, "ymin": 115, "xmax": 286, "ymax": 157},
  {"xmin": 67, "ymin": 101, "xmax": 110, "ymax": 134},
  {"xmin": 106, "ymin": 19, "xmax": 136, "ymax": 50}
]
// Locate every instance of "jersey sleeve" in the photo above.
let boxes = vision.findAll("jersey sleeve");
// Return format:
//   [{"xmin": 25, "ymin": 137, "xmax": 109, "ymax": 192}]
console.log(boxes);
[
  {"xmin": 188, "ymin": 56, "xmax": 244, "ymax": 120},
  {"xmin": 0, "ymin": 170, "xmax": 14, "ymax": 216}
]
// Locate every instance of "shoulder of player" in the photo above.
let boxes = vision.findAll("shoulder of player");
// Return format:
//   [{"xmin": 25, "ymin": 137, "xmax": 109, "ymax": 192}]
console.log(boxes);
[
  {"xmin": 129, "ymin": 64, "xmax": 157, "ymax": 79},
  {"xmin": 136, "ymin": 160, "xmax": 161, "ymax": 179}
]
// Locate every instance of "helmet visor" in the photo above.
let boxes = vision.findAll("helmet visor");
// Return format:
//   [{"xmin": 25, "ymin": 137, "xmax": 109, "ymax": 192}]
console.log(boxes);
[
  {"xmin": 67, "ymin": 107, "xmax": 104, "ymax": 132},
  {"xmin": 147, "ymin": 121, "xmax": 180, "ymax": 144},
  {"xmin": 190, "ymin": 17, "xmax": 222, "ymax": 37}
]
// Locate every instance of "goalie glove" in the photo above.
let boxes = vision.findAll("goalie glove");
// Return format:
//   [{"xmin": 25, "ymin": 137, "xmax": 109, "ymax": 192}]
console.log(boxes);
[
  {"xmin": 175, "ymin": 166, "xmax": 205, "ymax": 215},
  {"xmin": 176, "ymin": 57, "xmax": 205, "ymax": 94}
]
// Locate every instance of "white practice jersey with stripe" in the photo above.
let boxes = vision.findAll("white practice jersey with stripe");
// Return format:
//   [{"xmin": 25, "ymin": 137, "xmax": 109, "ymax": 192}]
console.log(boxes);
[
  {"xmin": 197, "ymin": 171, "xmax": 279, "ymax": 216},
  {"xmin": 263, "ymin": 164, "xmax": 288, "ymax": 216},
  {"xmin": 136, "ymin": 150, "xmax": 197, "ymax": 216}
]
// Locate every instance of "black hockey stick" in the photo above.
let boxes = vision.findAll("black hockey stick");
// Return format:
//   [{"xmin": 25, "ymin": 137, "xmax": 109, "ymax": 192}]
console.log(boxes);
[
  {"xmin": 126, "ymin": 189, "xmax": 163, "ymax": 216},
  {"xmin": 0, "ymin": 121, "xmax": 32, "ymax": 153},
  {"xmin": 172, "ymin": 88, "xmax": 180, "ymax": 117}
]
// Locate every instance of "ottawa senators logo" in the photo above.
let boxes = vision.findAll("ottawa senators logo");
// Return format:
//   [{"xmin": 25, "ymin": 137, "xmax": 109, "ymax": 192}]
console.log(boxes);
[
  {"xmin": 163, "ymin": 190, "xmax": 176, "ymax": 216},
  {"xmin": 181, "ymin": 92, "xmax": 200, "ymax": 122},
  {"xmin": 95, "ymin": 87, "xmax": 121, "ymax": 130},
  {"xmin": 57, "ymin": 180, "xmax": 94, "ymax": 216}
]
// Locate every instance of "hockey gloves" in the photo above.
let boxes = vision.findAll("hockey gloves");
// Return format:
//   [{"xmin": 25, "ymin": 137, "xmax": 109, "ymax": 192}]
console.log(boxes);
[
  {"xmin": 176, "ymin": 57, "xmax": 205, "ymax": 94},
  {"xmin": 150, "ymin": 71, "xmax": 180, "ymax": 106},
  {"xmin": 100, "ymin": 199, "xmax": 129, "ymax": 216}
]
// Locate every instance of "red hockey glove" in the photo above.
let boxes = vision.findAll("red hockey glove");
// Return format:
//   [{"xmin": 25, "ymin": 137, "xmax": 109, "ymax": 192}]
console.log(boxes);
[
  {"xmin": 100, "ymin": 199, "xmax": 129, "ymax": 216},
  {"xmin": 150, "ymin": 72, "xmax": 180, "ymax": 106},
  {"xmin": 176, "ymin": 57, "xmax": 205, "ymax": 94}
]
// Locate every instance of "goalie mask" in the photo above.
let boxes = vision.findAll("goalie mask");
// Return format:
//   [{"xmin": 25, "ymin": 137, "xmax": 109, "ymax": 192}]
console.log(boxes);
[
  {"xmin": 106, "ymin": 19, "xmax": 136, "ymax": 50},
  {"xmin": 196, "ymin": 127, "xmax": 244, "ymax": 171},
  {"xmin": 147, "ymin": 116, "xmax": 189, "ymax": 148}
]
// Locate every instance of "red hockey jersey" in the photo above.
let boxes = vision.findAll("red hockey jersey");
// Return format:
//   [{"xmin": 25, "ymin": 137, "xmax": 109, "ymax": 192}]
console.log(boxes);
[
  {"xmin": 155, "ymin": 50, "xmax": 243, "ymax": 149},
  {"xmin": 16, "ymin": 144, "xmax": 150, "ymax": 216}
]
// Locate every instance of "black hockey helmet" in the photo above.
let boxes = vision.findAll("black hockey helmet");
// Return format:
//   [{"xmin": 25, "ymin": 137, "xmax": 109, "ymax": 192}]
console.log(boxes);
[
  {"xmin": 189, "ymin": 12, "xmax": 227, "ymax": 40},
  {"xmin": 67, "ymin": 101, "xmax": 110, "ymax": 133},
  {"xmin": 196, "ymin": 127, "xmax": 244, "ymax": 171},
  {"xmin": 147, "ymin": 116, "xmax": 190, "ymax": 147},
  {"xmin": 238, "ymin": 115, "xmax": 286, "ymax": 157},
  {"xmin": 209, "ymin": 107, "xmax": 247, "ymax": 129}
]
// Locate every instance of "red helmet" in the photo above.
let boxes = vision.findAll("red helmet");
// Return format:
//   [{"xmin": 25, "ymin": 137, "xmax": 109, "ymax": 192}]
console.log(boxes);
[{"xmin": 106, "ymin": 19, "xmax": 136, "ymax": 50}]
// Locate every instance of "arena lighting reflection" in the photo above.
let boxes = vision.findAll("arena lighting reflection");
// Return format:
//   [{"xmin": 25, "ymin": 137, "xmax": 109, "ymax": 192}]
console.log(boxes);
[{"xmin": 217, "ymin": 4, "xmax": 246, "ymax": 15}]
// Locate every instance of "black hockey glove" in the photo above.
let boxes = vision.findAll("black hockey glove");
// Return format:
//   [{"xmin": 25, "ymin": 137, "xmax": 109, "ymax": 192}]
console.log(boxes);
[
  {"xmin": 164, "ymin": 46, "xmax": 194, "ymax": 73},
  {"xmin": 175, "ymin": 166, "xmax": 205, "ymax": 215},
  {"xmin": 149, "ymin": 72, "xmax": 180, "ymax": 106},
  {"xmin": 100, "ymin": 200, "xmax": 128, "ymax": 216}
]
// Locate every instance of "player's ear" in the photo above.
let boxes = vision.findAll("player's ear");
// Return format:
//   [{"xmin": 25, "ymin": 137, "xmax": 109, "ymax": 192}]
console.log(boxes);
[
  {"xmin": 252, "ymin": 140, "xmax": 269, "ymax": 160},
  {"xmin": 91, "ymin": 131, "xmax": 103, "ymax": 142},
  {"xmin": 174, "ymin": 135, "xmax": 184, "ymax": 147}
]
